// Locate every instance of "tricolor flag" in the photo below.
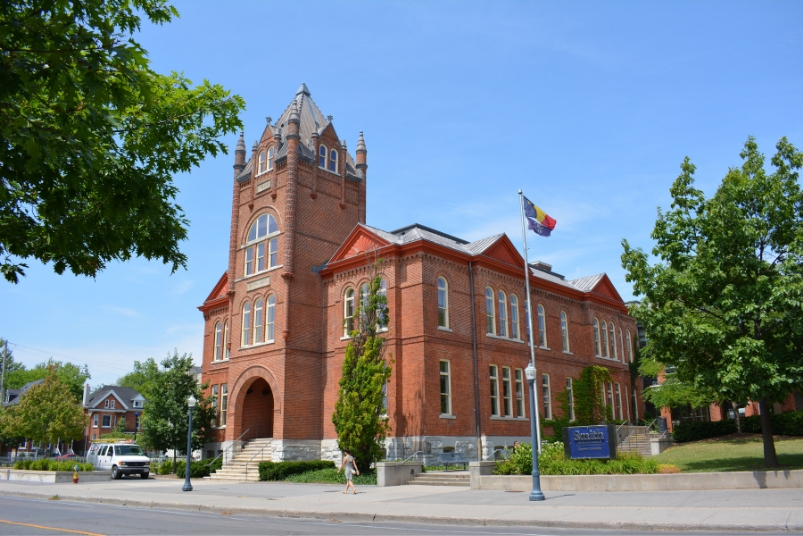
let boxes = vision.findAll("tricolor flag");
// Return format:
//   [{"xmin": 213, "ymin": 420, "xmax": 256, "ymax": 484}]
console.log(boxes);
[{"xmin": 523, "ymin": 196, "xmax": 557, "ymax": 237}]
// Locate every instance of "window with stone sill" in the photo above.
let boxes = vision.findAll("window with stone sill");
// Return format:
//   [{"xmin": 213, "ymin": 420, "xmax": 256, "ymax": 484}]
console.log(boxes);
[
  {"xmin": 542, "ymin": 374, "xmax": 552, "ymax": 420},
  {"xmin": 498, "ymin": 291, "xmax": 508, "ymax": 338},
  {"xmin": 593, "ymin": 317, "xmax": 602, "ymax": 356},
  {"xmin": 224, "ymin": 320, "xmax": 230, "ymax": 359},
  {"xmin": 254, "ymin": 298, "xmax": 264, "ymax": 344},
  {"xmin": 319, "ymin": 144, "xmax": 327, "ymax": 168},
  {"xmin": 489, "ymin": 365, "xmax": 499, "ymax": 416},
  {"xmin": 213, "ymin": 321, "xmax": 222, "ymax": 361},
  {"xmin": 267, "ymin": 146, "xmax": 275, "ymax": 171},
  {"xmin": 242, "ymin": 301, "xmax": 251, "ymax": 346},
  {"xmin": 244, "ymin": 213, "xmax": 280, "ymax": 277},
  {"xmin": 485, "ymin": 287, "xmax": 495, "ymax": 335},
  {"xmin": 501, "ymin": 366, "xmax": 512, "ymax": 417},
  {"xmin": 258, "ymin": 150, "xmax": 266, "ymax": 174},
  {"xmin": 329, "ymin": 148, "xmax": 338, "ymax": 172},
  {"xmin": 560, "ymin": 310, "xmax": 570, "ymax": 352},
  {"xmin": 601, "ymin": 320, "xmax": 609, "ymax": 357},
  {"xmin": 266, "ymin": 294, "xmax": 276, "ymax": 342},
  {"xmin": 510, "ymin": 294, "xmax": 520, "ymax": 340},
  {"xmin": 440, "ymin": 360, "xmax": 452, "ymax": 415},
  {"xmin": 609, "ymin": 322, "xmax": 618, "ymax": 360},
  {"xmin": 343, "ymin": 288, "xmax": 355, "ymax": 336},
  {"xmin": 437, "ymin": 277, "xmax": 449, "ymax": 329},
  {"xmin": 626, "ymin": 329, "xmax": 633, "ymax": 363},
  {"xmin": 515, "ymin": 368, "xmax": 524, "ymax": 417},
  {"xmin": 102, "ymin": 415, "xmax": 111, "ymax": 428},
  {"xmin": 537, "ymin": 304, "xmax": 547, "ymax": 348}
]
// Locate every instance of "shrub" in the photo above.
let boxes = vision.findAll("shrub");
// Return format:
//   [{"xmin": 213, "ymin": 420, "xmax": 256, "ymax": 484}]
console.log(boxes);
[
  {"xmin": 741, "ymin": 409, "xmax": 803, "ymax": 436},
  {"xmin": 12, "ymin": 460, "xmax": 93, "ymax": 471},
  {"xmin": 671, "ymin": 420, "xmax": 736, "ymax": 443},
  {"xmin": 258, "ymin": 460, "xmax": 335, "ymax": 481},
  {"xmin": 172, "ymin": 457, "xmax": 223, "ymax": 479},
  {"xmin": 493, "ymin": 442, "xmax": 659, "ymax": 476},
  {"xmin": 283, "ymin": 467, "xmax": 377, "ymax": 485}
]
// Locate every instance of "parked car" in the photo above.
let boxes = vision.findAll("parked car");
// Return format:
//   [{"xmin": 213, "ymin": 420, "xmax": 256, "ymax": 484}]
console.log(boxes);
[{"xmin": 87, "ymin": 442, "xmax": 150, "ymax": 479}]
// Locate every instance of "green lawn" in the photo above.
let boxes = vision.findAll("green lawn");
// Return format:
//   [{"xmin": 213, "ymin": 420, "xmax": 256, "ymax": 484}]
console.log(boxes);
[
  {"xmin": 283, "ymin": 468, "xmax": 377, "ymax": 485},
  {"xmin": 654, "ymin": 435, "xmax": 803, "ymax": 473}
]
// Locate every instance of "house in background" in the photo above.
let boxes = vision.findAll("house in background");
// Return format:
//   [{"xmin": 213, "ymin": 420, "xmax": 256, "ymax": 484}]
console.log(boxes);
[{"xmin": 82, "ymin": 385, "xmax": 146, "ymax": 449}]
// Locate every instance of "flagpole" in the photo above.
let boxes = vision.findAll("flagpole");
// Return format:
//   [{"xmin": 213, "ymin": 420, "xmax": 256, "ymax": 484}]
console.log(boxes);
[
  {"xmin": 518, "ymin": 190, "xmax": 542, "ymax": 452},
  {"xmin": 519, "ymin": 189, "xmax": 545, "ymax": 502}
]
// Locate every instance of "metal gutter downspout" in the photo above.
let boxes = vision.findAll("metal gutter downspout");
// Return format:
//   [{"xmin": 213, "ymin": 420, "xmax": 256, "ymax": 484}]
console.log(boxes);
[{"xmin": 469, "ymin": 261, "xmax": 482, "ymax": 459}]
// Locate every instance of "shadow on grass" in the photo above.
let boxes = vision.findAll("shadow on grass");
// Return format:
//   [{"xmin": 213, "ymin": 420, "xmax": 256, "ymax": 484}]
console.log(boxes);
[{"xmin": 681, "ymin": 453, "xmax": 803, "ymax": 473}]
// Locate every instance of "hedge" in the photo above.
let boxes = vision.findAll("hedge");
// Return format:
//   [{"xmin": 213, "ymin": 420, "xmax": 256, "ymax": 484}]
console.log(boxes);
[
  {"xmin": 13, "ymin": 460, "xmax": 94, "ymax": 472},
  {"xmin": 258, "ymin": 460, "xmax": 335, "ymax": 481},
  {"xmin": 494, "ymin": 442, "xmax": 659, "ymax": 475},
  {"xmin": 158, "ymin": 457, "xmax": 222, "ymax": 478},
  {"xmin": 741, "ymin": 409, "xmax": 803, "ymax": 436},
  {"xmin": 671, "ymin": 420, "xmax": 736, "ymax": 443}
]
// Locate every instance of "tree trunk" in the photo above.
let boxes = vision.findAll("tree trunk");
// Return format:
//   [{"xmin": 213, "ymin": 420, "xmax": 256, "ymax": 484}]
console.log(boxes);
[
  {"xmin": 731, "ymin": 401, "xmax": 742, "ymax": 433},
  {"xmin": 758, "ymin": 397, "xmax": 779, "ymax": 468}
]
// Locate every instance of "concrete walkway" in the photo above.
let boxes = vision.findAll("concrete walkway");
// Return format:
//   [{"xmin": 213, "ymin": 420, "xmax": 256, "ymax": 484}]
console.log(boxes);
[{"xmin": 0, "ymin": 478, "xmax": 801, "ymax": 532}]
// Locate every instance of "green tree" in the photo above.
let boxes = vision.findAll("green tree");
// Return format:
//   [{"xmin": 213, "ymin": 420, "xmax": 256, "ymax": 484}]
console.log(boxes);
[
  {"xmin": 7, "ymin": 359, "xmax": 90, "ymax": 402},
  {"xmin": 117, "ymin": 358, "xmax": 161, "ymax": 399},
  {"xmin": 332, "ymin": 269, "xmax": 392, "ymax": 473},
  {"xmin": 0, "ymin": 0, "xmax": 244, "ymax": 283},
  {"xmin": 0, "ymin": 368, "xmax": 86, "ymax": 446},
  {"xmin": 622, "ymin": 137, "xmax": 803, "ymax": 467},
  {"xmin": 139, "ymin": 351, "xmax": 213, "ymax": 472}
]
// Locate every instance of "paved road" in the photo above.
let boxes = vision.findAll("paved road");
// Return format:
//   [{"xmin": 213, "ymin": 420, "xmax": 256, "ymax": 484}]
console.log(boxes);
[{"xmin": 0, "ymin": 496, "xmax": 794, "ymax": 536}]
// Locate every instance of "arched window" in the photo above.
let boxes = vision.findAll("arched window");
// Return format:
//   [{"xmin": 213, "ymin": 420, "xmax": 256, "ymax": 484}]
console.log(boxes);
[
  {"xmin": 485, "ymin": 287, "xmax": 495, "ymax": 334},
  {"xmin": 619, "ymin": 327, "xmax": 625, "ymax": 363},
  {"xmin": 437, "ymin": 277, "xmax": 449, "ymax": 328},
  {"xmin": 329, "ymin": 148, "xmax": 338, "ymax": 172},
  {"xmin": 267, "ymin": 146, "xmax": 275, "ymax": 170},
  {"xmin": 560, "ymin": 311, "xmax": 570, "ymax": 352},
  {"xmin": 537, "ymin": 304, "xmax": 547, "ymax": 348},
  {"xmin": 213, "ymin": 322, "xmax": 222, "ymax": 361},
  {"xmin": 254, "ymin": 298, "xmax": 263, "ymax": 343},
  {"xmin": 609, "ymin": 322, "xmax": 617, "ymax": 359},
  {"xmin": 510, "ymin": 294, "xmax": 519, "ymax": 340},
  {"xmin": 360, "ymin": 283, "xmax": 370, "ymax": 323},
  {"xmin": 258, "ymin": 150, "xmax": 266, "ymax": 174},
  {"xmin": 626, "ymin": 329, "xmax": 633, "ymax": 363},
  {"xmin": 224, "ymin": 320, "xmax": 230, "ymax": 359},
  {"xmin": 593, "ymin": 318, "xmax": 601, "ymax": 356},
  {"xmin": 242, "ymin": 301, "xmax": 251, "ymax": 346},
  {"xmin": 498, "ymin": 291, "xmax": 508, "ymax": 338},
  {"xmin": 266, "ymin": 295, "xmax": 276, "ymax": 342},
  {"xmin": 245, "ymin": 213, "xmax": 280, "ymax": 276},
  {"xmin": 601, "ymin": 320, "xmax": 609, "ymax": 357},
  {"xmin": 343, "ymin": 288, "xmax": 355, "ymax": 336},
  {"xmin": 318, "ymin": 144, "xmax": 327, "ymax": 168},
  {"xmin": 378, "ymin": 278, "xmax": 387, "ymax": 328}
]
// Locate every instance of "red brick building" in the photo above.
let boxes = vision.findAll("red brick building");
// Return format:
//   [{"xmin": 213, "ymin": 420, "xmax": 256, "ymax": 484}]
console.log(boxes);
[
  {"xmin": 198, "ymin": 85, "xmax": 642, "ymax": 462},
  {"xmin": 82, "ymin": 385, "xmax": 146, "ymax": 446}
]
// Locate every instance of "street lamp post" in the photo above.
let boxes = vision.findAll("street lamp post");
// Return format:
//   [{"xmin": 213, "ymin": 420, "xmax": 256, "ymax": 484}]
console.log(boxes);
[
  {"xmin": 134, "ymin": 412, "xmax": 139, "ymax": 442},
  {"xmin": 524, "ymin": 364, "xmax": 545, "ymax": 501},
  {"xmin": 182, "ymin": 395, "xmax": 196, "ymax": 492}
]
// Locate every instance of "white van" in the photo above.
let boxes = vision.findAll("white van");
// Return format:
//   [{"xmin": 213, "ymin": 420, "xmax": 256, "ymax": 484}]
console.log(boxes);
[{"xmin": 87, "ymin": 442, "xmax": 150, "ymax": 479}]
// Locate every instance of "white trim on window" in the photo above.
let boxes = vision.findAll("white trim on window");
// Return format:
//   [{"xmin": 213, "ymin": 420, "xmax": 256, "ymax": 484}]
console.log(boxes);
[
  {"xmin": 510, "ymin": 294, "xmax": 520, "ymax": 340},
  {"xmin": 266, "ymin": 294, "xmax": 276, "ymax": 342},
  {"xmin": 560, "ymin": 310, "xmax": 570, "ymax": 352},
  {"xmin": 244, "ymin": 214, "xmax": 280, "ymax": 277},
  {"xmin": 343, "ymin": 288, "xmax": 355, "ymax": 336},
  {"xmin": 610, "ymin": 322, "xmax": 618, "ymax": 360},
  {"xmin": 254, "ymin": 298, "xmax": 264, "ymax": 344},
  {"xmin": 224, "ymin": 320, "xmax": 230, "ymax": 359},
  {"xmin": 515, "ymin": 368, "xmax": 525, "ymax": 417},
  {"xmin": 601, "ymin": 320, "xmax": 609, "ymax": 357},
  {"xmin": 615, "ymin": 383, "xmax": 623, "ymax": 420},
  {"xmin": 485, "ymin": 287, "xmax": 495, "ymax": 335},
  {"xmin": 318, "ymin": 144, "xmax": 327, "ymax": 168},
  {"xmin": 258, "ymin": 150, "xmax": 266, "ymax": 175},
  {"xmin": 213, "ymin": 321, "xmax": 222, "ymax": 361},
  {"xmin": 242, "ymin": 300, "xmax": 251, "ymax": 346},
  {"xmin": 566, "ymin": 377, "xmax": 575, "ymax": 421},
  {"xmin": 439, "ymin": 360, "xmax": 452, "ymax": 416},
  {"xmin": 537, "ymin": 304, "xmax": 547, "ymax": 349},
  {"xmin": 267, "ymin": 146, "xmax": 275, "ymax": 171},
  {"xmin": 501, "ymin": 366, "xmax": 512, "ymax": 417},
  {"xmin": 626, "ymin": 329, "xmax": 633, "ymax": 363},
  {"xmin": 593, "ymin": 317, "xmax": 602, "ymax": 356},
  {"xmin": 498, "ymin": 291, "xmax": 508, "ymax": 338},
  {"xmin": 489, "ymin": 365, "xmax": 499, "ymax": 416},
  {"xmin": 329, "ymin": 148, "xmax": 338, "ymax": 172},
  {"xmin": 542, "ymin": 374, "xmax": 552, "ymax": 420},
  {"xmin": 220, "ymin": 384, "xmax": 228, "ymax": 427},
  {"xmin": 437, "ymin": 276, "xmax": 449, "ymax": 329}
]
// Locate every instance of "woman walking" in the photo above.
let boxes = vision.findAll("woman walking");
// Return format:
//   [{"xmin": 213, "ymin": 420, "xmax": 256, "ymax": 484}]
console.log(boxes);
[{"xmin": 338, "ymin": 450, "xmax": 359, "ymax": 494}]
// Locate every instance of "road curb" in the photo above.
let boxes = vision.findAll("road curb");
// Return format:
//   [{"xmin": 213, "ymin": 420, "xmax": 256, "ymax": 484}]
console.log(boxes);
[{"xmin": 0, "ymin": 490, "xmax": 800, "ymax": 533}]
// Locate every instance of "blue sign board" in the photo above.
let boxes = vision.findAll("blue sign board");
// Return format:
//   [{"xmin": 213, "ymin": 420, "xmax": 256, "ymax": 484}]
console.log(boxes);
[{"xmin": 562, "ymin": 424, "xmax": 617, "ymax": 460}]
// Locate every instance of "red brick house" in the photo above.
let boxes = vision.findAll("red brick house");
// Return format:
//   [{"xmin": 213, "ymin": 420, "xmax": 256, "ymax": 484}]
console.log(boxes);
[
  {"xmin": 198, "ymin": 84, "xmax": 641, "ymax": 462},
  {"xmin": 83, "ymin": 385, "xmax": 146, "ymax": 447}
]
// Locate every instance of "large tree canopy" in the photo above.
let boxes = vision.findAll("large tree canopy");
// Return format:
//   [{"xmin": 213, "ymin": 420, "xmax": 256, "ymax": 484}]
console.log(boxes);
[
  {"xmin": 0, "ymin": 0, "xmax": 244, "ymax": 283},
  {"xmin": 622, "ymin": 137, "xmax": 803, "ymax": 467}
]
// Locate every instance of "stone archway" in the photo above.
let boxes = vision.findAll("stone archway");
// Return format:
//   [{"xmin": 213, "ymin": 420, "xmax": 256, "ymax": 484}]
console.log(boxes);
[{"xmin": 229, "ymin": 365, "xmax": 281, "ymax": 441}]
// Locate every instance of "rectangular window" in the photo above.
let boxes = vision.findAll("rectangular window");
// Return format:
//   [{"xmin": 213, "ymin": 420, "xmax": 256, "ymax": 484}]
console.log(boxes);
[
  {"xmin": 135, "ymin": 414, "xmax": 141, "ymax": 430},
  {"xmin": 220, "ymin": 384, "xmax": 228, "ymax": 426},
  {"xmin": 269, "ymin": 237, "xmax": 278, "ymax": 268},
  {"xmin": 439, "ymin": 360, "xmax": 451, "ymax": 415},
  {"xmin": 93, "ymin": 414, "xmax": 98, "ymax": 428},
  {"xmin": 502, "ymin": 366, "xmax": 512, "ymax": 417},
  {"xmin": 110, "ymin": 400, "xmax": 115, "ymax": 409},
  {"xmin": 515, "ymin": 369, "xmax": 524, "ymax": 417},
  {"xmin": 607, "ymin": 382, "xmax": 615, "ymax": 418},
  {"xmin": 245, "ymin": 247, "xmax": 254, "ymax": 276},
  {"xmin": 542, "ymin": 374, "xmax": 552, "ymax": 420},
  {"xmin": 566, "ymin": 377, "xmax": 575, "ymax": 421},
  {"xmin": 256, "ymin": 242, "xmax": 265, "ymax": 272},
  {"xmin": 104, "ymin": 400, "xmax": 109, "ymax": 409},
  {"xmin": 102, "ymin": 415, "xmax": 111, "ymax": 428},
  {"xmin": 211, "ymin": 385, "xmax": 219, "ymax": 428},
  {"xmin": 625, "ymin": 384, "xmax": 631, "ymax": 422},
  {"xmin": 615, "ymin": 383, "xmax": 623, "ymax": 420},
  {"xmin": 489, "ymin": 365, "xmax": 499, "ymax": 416}
]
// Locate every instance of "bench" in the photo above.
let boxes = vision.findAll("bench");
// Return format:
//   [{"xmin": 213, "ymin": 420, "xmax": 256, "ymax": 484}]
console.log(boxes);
[{"xmin": 437, "ymin": 452, "xmax": 468, "ymax": 471}]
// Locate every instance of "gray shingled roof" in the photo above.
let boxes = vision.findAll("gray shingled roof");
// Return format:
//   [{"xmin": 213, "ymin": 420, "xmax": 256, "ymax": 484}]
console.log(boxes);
[
  {"xmin": 86, "ymin": 385, "xmax": 145, "ymax": 409},
  {"xmin": 360, "ymin": 223, "xmax": 504, "ymax": 257},
  {"xmin": 4, "ymin": 379, "xmax": 44, "ymax": 406},
  {"xmin": 568, "ymin": 273, "xmax": 605, "ymax": 292}
]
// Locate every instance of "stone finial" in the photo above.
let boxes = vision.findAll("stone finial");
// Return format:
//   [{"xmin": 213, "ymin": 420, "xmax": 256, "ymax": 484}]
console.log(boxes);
[
  {"xmin": 340, "ymin": 139, "xmax": 347, "ymax": 149},
  {"xmin": 356, "ymin": 131, "xmax": 366, "ymax": 154},
  {"xmin": 266, "ymin": 116, "xmax": 272, "ymax": 125},
  {"xmin": 236, "ymin": 131, "xmax": 246, "ymax": 153},
  {"xmin": 326, "ymin": 115, "xmax": 333, "ymax": 123},
  {"xmin": 252, "ymin": 141, "xmax": 258, "ymax": 152},
  {"xmin": 288, "ymin": 100, "xmax": 300, "ymax": 125}
]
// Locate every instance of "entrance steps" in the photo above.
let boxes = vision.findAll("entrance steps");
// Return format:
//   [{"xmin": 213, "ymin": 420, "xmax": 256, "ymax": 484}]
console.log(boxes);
[
  {"xmin": 617, "ymin": 432, "xmax": 653, "ymax": 457},
  {"xmin": 209, "ymin": 438, "xmax": 273, "ymax": 482},
  {"xmin": 407, "ymin": 471, "xmax": 470, "ymax": 487}
]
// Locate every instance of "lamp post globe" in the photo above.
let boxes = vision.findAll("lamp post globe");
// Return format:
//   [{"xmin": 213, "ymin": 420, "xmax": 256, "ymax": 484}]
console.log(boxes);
[
  {"xmin": 182, "ymin": 395, "xmax": 197, "ymax": 492},
  {"xmin": 525, "ymin": 363, "xmax": 545, "ymax": 501}
]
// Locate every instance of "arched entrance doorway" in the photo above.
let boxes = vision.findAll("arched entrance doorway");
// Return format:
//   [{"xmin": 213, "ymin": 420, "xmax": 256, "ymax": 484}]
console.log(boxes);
[{"xmin": 240, "ymin": 377, "xmax": 274, "ymax": 439}]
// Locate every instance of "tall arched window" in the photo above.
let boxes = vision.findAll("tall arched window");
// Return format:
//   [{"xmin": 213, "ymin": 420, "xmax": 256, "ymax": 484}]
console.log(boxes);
[
  {"xmin": 485, "ymin": 287, "xmax": 495, "ymax": 334},
  {"xmin": 560, "ymin": 311, "xmax": 570, "ymax": 352},
  {"xmin": 266, "ymin": 295, "xmax": 276, "ymax": 342},
  {"xmin": 498, "ymin": 291, "xmax": 508, "ymax": 337},
  {"xmin": 378, "ymin": 278, "xmax": 387, "ymax": 328},
  {"xmin": 213, "ymin": 322, "xmax": 222, "ymax": 361},
  {"xmin": 619, "ymin": 327, "xmax": 625, "ymax": 363},
  {"xmin": 609, "ymin": 322, "xmax": 617, "ymax": 359},
  {"xmin": 601, "ymin": 320, "xmax": 609, "ymax": 357},
  {"xmin": 267, "ymin": 146, "xmax": 275, "ymax": 170},
  {"xmin": 224, "ymin": 320, "xmax": 230, "ymax": 359},
  {"xmin": 245, "ymin": 213, "xmax": 280, "ymax": 276},
  {"xmin": 537, "ymin": 304, "xmax": 547, "ymax": 348},
  {"xmin": 510, "ymin": 294, "xmax": 519, "ymax": 340},
  {"xmin": 360, "ymin": 283, "xmax": 370, "ymax": 323},
  {"xmin": 242, "ymin": 301, "xmax": 251, "ymax": 346},
  {"xmin": 343, "ymin": 288, "xmax": 355, "ymax": 336},
  {"xmin": 437, "ymin": 277, "xmax": 449, "ymax": 328},
  {"xmin": 626, "ymin": 329, "xmax": 633, "ymax": 363},
  {"xmin": 258, "ymin": 150, "xmax": 266, "ymax": 174},
  {"xmin": 254, "ymin": 298, "xmax": 264, "ymax": 343},
  {"xmin": 329, "ymin": 148, "xmax": 338, "ymax": 172},
  {"xmin": 593, "ymin": 318, "xmax": 602, "ymax": 356},
  {"xmin": 318, "ymin": 144, "xmax": 327, "ymax": 168}
]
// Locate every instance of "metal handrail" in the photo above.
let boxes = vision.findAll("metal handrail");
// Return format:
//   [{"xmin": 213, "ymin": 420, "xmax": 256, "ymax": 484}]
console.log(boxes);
[
  {"xmin": 244, "ymin": 443, "xmax": 271, "ymax": 476},
  {"xmin": 403, "ymin": 451, "xmax": 423, "ymax": 463},
  {"xmin": 207, "ymin": 426, "xmax": 253, "ymax": 469}
]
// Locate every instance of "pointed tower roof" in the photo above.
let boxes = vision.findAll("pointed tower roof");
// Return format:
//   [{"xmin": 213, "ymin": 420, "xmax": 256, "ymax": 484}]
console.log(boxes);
[{"xmin": 296, "ymin": 83, "xmax": 311, "ymax": 96}]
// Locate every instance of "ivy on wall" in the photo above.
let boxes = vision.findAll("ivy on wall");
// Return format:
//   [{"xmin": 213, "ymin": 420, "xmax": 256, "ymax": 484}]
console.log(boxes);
[{"xmin": 543, "ymin": 365, "xmax": 613, "ymax": 440}]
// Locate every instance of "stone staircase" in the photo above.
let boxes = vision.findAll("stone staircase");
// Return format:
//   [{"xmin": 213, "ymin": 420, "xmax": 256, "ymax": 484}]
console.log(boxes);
[
  {"xmin": 209, "ymin": 438, "xmax": 273, "ymax": 482},
  {"xmin": 617, "ymin": 431, "xmax": 652, "ymax": 457},
  {"xmin": 407, "ymin": 471, "xmax": 470, "ymax": 487}
]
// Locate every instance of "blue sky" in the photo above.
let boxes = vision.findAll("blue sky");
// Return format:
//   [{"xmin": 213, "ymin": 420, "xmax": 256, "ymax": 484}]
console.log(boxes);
[{"xmin": 2, "ymin": 1, "xmax": 801, "ymax": 386}]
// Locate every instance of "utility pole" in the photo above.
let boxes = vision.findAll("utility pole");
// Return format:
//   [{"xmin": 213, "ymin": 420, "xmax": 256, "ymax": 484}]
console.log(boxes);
[{"xmin": 1, "ymin": 339, "xmax": 8, "ymax": 405}]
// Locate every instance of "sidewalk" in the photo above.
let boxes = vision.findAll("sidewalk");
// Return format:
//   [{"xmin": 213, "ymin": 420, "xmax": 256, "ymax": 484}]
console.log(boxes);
[{"xmin": 0, "ymin": 478, "xmax": 801, "ymax": 532}]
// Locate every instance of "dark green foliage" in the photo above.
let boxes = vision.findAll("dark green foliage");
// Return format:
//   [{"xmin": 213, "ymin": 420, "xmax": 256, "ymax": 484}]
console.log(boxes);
[
  {"xmin": 283, "ymin": 467, "xmax": 377, "ymax": 485},
  {"xmin": 14, "ymin": 460, "xmax": 93, "ymax": 472},
  {"xmin": 0, "ymin": 0, "xmax": 244, "ymax": 283},
  {"xmin": 672, "ymin": 420, "xmax": 737, "ymax": 443},
  {"xmin": 742, "ymin": 410, "xmax": 803, "ymax": 436},
  {"xmin": 573, "ymin": 366, "xmax": 613, "ymax": 425},
  {"xmin": 163, "ymin": 457, "xmax": 222, "ymax": 478},
  {"xmin": 7, "ymin": 359, "xmax": 90, "ymax": 403},
  {"xmin": 257, "ymin": 460, "xmax": 335, "ymax": 481},
  {"xmin": 494, "ymin": 442, "xmax": 659, "ymax": 475},
  {"xmin": 332, "ymin": 268, "xmax": 392, "ymax": 473},
  {"xmin": 116, "ymin": 358, "xmax": 161, "ymax": 400}
]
